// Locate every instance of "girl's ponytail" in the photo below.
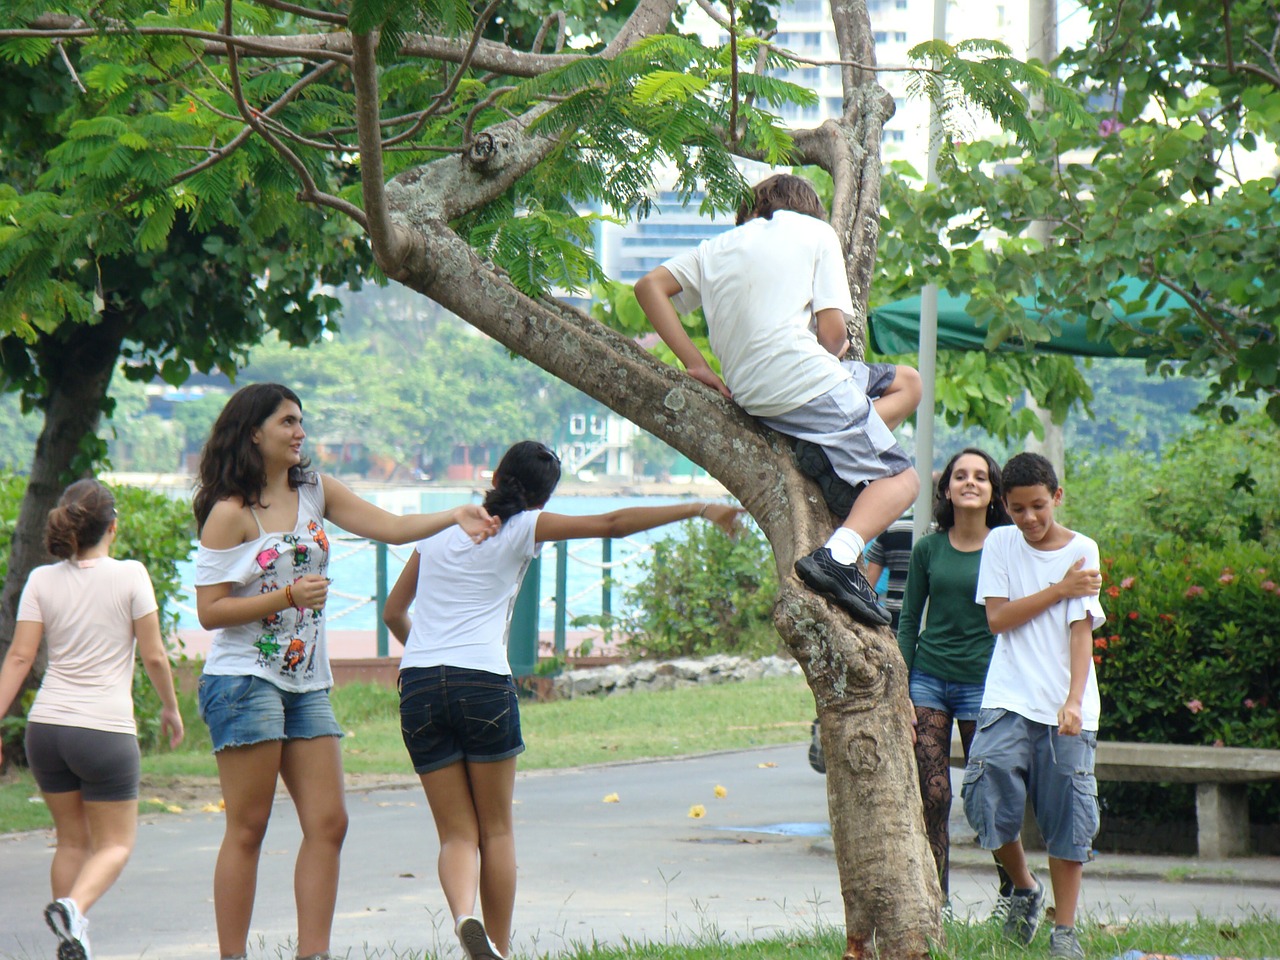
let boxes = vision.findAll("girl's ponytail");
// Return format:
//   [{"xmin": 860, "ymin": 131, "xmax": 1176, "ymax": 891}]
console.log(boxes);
[{"xmin": 483, "ymin": 441, "xmax": 562, "ymax": 522}]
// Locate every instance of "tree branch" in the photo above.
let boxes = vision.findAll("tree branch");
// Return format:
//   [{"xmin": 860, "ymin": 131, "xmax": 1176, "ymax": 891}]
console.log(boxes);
[
  {"xmin": 351, "ymin": 28, "xmax": 409, "ymax": 275},
  {"xmin": 221, "ymin": 0, "xmax": 365, "ymax": 227}
]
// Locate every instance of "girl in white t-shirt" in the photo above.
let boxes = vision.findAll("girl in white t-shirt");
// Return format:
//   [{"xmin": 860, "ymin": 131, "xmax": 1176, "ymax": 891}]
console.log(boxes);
[
  {"xmin": 382, "ymin": 440, "xmax": 742, "ymax": 960},
  {"xmin": 192, "ymin": 382, "xmax": 498, "ymax": 960},
  {"xmin": 0, "ymin": 478, "xmax": 184, "ymax": 960}
]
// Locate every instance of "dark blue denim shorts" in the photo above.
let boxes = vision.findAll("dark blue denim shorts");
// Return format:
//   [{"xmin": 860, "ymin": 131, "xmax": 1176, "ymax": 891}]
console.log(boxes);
[
  {"xmin": 198, "ymin": 673, "xmax": 342, "ymax": 753},
  {"xmin": 398, "ymin": 665, "xmax": 525, "ymax": 774}
]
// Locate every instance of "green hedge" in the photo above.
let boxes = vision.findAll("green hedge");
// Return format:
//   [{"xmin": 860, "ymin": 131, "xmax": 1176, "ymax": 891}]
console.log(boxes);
[
  {"xmin": 621, "ymin": 519, "xmax": 781, "ymax": 661},
  {"xmin": 1096, "ymin": 537, "xmax": 1280, "ymax": 823}
]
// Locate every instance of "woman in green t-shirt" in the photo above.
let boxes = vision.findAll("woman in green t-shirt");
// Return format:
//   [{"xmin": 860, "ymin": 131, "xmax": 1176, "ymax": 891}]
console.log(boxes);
[{"xmin": 898, "ymin": 448, "xmax": 1012, "ymax": 913}]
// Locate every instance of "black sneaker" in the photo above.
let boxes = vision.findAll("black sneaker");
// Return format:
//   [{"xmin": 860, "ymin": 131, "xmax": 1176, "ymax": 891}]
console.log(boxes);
[
  {"xmin": 807, "ymin": 718, "xmax": 826, "ymax": 774},
  {"xmin": 794, "ymin": 440, "xmax": 864, "ymax": 518},
  {"xmin": 795, "ymin": 547, "xmax": 892, "ymax": 626},
  {"xmin": 1003, "ymin": 877, "xmax": 1046, "ymax": 945}
]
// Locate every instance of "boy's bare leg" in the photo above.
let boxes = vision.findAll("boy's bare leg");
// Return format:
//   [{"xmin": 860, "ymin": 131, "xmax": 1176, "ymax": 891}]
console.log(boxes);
[
  {"xmin": 1047, "ymin": 856, "xmax": 1083, "ymax": 927},
  {"xmin": 993, "ymin": 839, "xmax": 1037, "ymax": 889},
  {"xmin": 841, "ymin": 469, "xmax": 919, "ymax": 545},
  {"xmin": 871, "ymin": 366, "xmax": 922, "ymax": 430}
]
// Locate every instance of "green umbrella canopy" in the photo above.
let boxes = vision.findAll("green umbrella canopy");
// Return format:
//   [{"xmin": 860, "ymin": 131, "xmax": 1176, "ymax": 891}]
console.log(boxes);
[{"xmin": 869, "ymin": 277, "xmax": 1195, "ymax": 358}]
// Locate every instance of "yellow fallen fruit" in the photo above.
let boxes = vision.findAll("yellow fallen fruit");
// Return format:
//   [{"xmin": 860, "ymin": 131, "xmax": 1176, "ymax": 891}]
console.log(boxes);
[
  {"xmin": 757, "ymin": 762, "xmax": 777, "ymax": 768},
  {"xmin": 200, "ymin": 802, "xmax": 223, "ymax": 814},
  {"xmin": 714, "ymin": 785, "xmax": 727, "ymax": 798},
  {"xmin": 688, "ymin": 804, "xmax": 706, "ymax": 819},
  {"xmin": 603, "ymin": 793, "xmax": 620, "ymax": 803},
  {"xmin": 165, "ymin": 804, "xmax": 183, "ymax": 813}
]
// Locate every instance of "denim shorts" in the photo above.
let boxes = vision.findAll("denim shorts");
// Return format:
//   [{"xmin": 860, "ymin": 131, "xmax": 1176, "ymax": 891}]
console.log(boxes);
[
  {"xmin": 961, "ymin": 708, "xmax": 1100, "ymax": 862},
  {"xmin": 198, "ymin": 673, "xmax": 343, "ymax": 753},
  {"xmin": 909, "ymin": 669, "xmax": 985, "ymax": 722},
  {"xmin": 399, "ymin": 666, "xmax": 525, "ymax": 774},
  {"xmin": 25, "ymin": 722, "xmax": 141, "ymax": 802}
]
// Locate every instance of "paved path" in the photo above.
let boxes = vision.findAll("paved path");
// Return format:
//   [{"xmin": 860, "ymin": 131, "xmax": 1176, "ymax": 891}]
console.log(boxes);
[{"xmin": 2, "ymin": 743, "xmax": 1276, "ymax": 959}]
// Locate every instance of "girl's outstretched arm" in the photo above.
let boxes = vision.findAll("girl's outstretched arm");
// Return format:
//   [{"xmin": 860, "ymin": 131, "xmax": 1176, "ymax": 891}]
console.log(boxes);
[
  {"xmin": 383, "ymin": 550, "xmax": 421, "ymax": 645},
  {"xmin": 535, "ymin": 502, "xmax": 744, "ymax": 543},
  {"xmin": 322, "ymin": 475, "xmax": 499, "ymax": 545}
]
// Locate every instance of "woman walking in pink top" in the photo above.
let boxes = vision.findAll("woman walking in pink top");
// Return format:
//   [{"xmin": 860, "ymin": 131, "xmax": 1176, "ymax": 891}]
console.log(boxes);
[{"xmin": 0, "ymin": 478, "xmax": 185, "ymax": 960}]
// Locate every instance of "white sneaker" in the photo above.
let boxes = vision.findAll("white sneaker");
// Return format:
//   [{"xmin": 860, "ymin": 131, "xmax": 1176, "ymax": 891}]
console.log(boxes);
[
  {"xmin": 456, "ymin": 914, "xmax": 503, "ymax": 960},
  {"xmin": 44, "ymin": 898, "xmax": 93, "ymax": 960}
]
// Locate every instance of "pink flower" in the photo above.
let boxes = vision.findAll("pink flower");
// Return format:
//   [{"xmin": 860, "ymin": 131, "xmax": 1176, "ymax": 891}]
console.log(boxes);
[
  {"xmin": 1245, "ymin": 699, "xmax": 1256, "ymax": 709},
  {"xmin": 1092, "ymin": 654, "xmax": 1102, "ymax": 665},
  {"xmin": 1098, "ymin": 117, "xmax": 1126, "ymax": 137},
  {"xmin": 1219, "ymin": 572, "xmax": 1235, "ymax": 584},
  {"xmin": 1185, "ymin": 699, "xmax": 1204, "ymax": 714},
  {"xmin": 1121, "ymin": 576, "xmax": 1135, "ymax": 589},
  {"xmin": 1094, "ymin": 637, "xmax": 1109, "ymax": 650},
  {"xmin": 1128, "ymin": 611, "xmax": 1139, "ymax": 620},
  {"xmin": 1106, "ymin": 585, "xmax": 1121, "ymax": 598},
  {"xmin": 1262, "ymin": 581, "xmax": 1277, "ymax": 593},
  {"xmin": 1185, "ymin": 585, "xmax": 1206, "ymax": 598},
  {"xmin": 1213, "ymin": 739, "xmax": 1225, "ymax": 747}
]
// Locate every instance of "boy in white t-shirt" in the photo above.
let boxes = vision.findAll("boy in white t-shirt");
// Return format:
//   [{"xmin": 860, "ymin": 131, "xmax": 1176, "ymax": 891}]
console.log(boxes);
[
  {"xmin": 964, "ymin": 452, "xmax": 1105, "ymax": 959},
  {"xmin": 634, "ymin": 173, "xmax": 921, "ymax": 627}
]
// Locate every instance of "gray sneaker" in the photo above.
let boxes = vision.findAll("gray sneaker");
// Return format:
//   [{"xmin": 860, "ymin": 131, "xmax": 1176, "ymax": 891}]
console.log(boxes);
[
  {"xmin": 1049, "ymin": 925, "xmax": 1085, "ymax": 959},
  {"xmin": 1002, "ymin": 877, "xmax": 1046, "ymax": 944},
  {"xmin": 988, "ymin": 890, "xmax": 1014, "ymax": 924}
]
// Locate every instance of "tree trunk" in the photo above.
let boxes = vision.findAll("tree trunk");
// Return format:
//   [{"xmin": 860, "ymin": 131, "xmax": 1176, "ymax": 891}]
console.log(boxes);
[
  {"xmin": 0, "ymin": 313, "xmax": 126, "ymax": 763},
  {"xmin": 379, "ymin": 220, "xmax": 943, "ymax": 957}
]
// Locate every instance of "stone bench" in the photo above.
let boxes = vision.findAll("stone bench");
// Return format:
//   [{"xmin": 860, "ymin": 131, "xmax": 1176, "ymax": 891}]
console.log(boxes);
[{"xmin": 949, "ymin": 738, "xmax": 1280, "ymax": 858}]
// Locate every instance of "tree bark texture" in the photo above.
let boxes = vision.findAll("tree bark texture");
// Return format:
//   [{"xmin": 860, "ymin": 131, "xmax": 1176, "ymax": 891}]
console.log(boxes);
[{"xmin": 0, "ymin": 314, "xmax": 125, "ymax": 762}]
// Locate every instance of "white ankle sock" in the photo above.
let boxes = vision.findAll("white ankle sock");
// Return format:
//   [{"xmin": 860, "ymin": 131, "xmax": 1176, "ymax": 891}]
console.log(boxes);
[{"xmin": 824, "ymin": 529, "xmax": 865, "ymax": 565}]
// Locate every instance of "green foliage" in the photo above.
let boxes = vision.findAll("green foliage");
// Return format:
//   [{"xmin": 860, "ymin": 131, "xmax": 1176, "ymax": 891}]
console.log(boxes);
[
  {"xmin": 883, "ymin": 0, "xmax": 1280, "ymax": 425},
  {"xmin": 1062, "ymin": 411, "xmax": 1280, "ymax": 554},
  {"xmin": 621, "ymin": 519, "xmax": 780, "ymax": 661},
  {"xmin": 1093, "ymin": 539, "xmax": 1280, "ymax": 824}
]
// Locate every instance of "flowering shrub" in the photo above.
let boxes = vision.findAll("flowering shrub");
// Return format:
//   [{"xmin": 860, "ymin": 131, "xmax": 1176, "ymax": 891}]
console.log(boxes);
[{"xmin": 1095, "ymin": 537, "xmax": 1280, "ymax": 823}]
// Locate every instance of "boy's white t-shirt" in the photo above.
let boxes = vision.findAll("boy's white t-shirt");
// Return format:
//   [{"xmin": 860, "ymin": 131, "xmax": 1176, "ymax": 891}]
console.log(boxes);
[
  {"xmin": 19, "ymin": 557, "xmax": 158, "ymax": 735},
  {"xmin": 975, "ymin": 524, "xmax": 1106, "ymax": 731},
  {"xmin": 399, "ymin": 509, "xmax": 543, "ymax": 676},
  {"xmin": 661, "ymin": 210, "xmax": 855, "ymax": 417}
]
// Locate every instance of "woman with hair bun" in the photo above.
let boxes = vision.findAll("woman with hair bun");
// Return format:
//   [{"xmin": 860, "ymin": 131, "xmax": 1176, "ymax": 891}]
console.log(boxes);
[
  {"xmin": 0, "ymin": 478, "xmax": 184, "ymax": 960},
  {"xmin": 192, "ymin": 382, "xmax": 499, "ymax": 960},
  {"xmin": 382, "ymin": 440, "xmax": 744, "ymax": 960}
]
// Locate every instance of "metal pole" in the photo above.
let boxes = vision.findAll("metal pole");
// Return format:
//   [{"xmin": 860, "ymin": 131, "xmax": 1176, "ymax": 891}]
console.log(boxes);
[
  {"xmin": 554, "ymin": 540, "xmax": 568, "ymax": 656},
  {"xmin": 912, "ymin": 0, "xmax": 948, "ymax": 542},
  {"xmin": 375, "ymin": 541, "xmax": 388, "ymax": 657}
]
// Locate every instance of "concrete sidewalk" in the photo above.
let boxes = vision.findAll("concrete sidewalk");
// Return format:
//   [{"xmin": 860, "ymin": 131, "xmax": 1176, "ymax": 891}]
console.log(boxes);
[{"xmin": 1, "ymin": 743, "xmax": 1276, "ymax": 960}]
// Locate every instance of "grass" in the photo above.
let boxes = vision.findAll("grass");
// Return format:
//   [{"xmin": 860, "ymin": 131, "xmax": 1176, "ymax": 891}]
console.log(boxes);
[
  {"xmin": 0, "ymin": 672, "xmax": 814, "ymax": 833},
  {"xmin": 113, "ymin": 914, "xmax": 1280, "ymax": 959}
]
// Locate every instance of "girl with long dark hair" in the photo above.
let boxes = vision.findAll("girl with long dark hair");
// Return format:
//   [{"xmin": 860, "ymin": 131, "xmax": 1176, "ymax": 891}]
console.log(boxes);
[
  {"xmin": 897, "ymin": 448, "xmax": 1014, "ymax": 913},
  {"xmin": 382, "ymin": 440, "xmax": 742, "ymax": 960},
  {"xmin": 192, "ymin": 382, "xmax": 497, "ymax": 960}
]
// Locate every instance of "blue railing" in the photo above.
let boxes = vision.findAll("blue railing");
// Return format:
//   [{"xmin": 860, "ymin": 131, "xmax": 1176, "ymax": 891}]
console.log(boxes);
[{"xmin": 172, "ymin": 535, "xmax": 656, "ymax": 668}]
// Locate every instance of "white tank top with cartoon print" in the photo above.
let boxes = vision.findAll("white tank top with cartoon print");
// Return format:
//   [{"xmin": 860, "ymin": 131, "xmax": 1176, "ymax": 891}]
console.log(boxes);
[{"xmin": 195, "ymin": 475, "xmax": 332, "ymax": 691}]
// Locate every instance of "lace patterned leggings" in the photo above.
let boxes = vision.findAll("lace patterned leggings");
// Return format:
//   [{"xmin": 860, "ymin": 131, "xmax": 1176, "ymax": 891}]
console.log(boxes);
[{"xmin": 914, "ymin": 706, "xmax": 976, "ymax": 895}]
